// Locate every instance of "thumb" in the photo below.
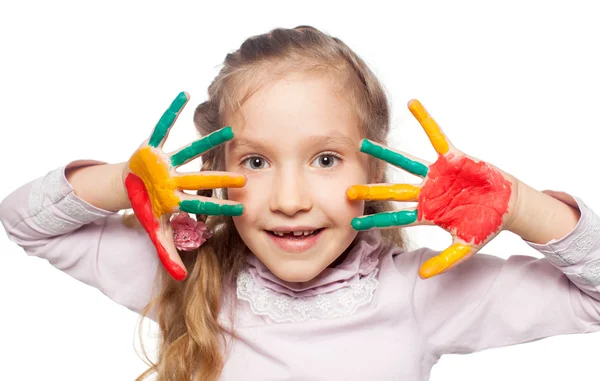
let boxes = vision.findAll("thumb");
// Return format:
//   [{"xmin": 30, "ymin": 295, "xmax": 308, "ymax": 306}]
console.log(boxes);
[
  {"xmin": 125, "ymin": 173, "xmax": 187, "ymax": 281},
  {"xmin": 156, "ymin": 212, "xmax": 187, "ymax": 281},
  {"xmin": 418, "ymin": 237, "xmax": 477, "ymax": 279}
]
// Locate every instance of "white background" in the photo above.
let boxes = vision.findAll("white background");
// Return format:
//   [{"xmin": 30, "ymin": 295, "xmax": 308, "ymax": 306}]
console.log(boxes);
[{"xmin": 1, "ymin": 0, "xmax": 599, "ymax": 380}]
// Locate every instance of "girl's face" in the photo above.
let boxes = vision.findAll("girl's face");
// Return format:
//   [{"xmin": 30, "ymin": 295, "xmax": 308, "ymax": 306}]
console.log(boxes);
[{"xmin": 224, "ymin": 71, "xmax": 371, "ymax": 282}]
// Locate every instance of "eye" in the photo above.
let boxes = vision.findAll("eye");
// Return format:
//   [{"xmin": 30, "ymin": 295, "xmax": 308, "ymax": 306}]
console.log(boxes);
[
  {"xmin": 312, "ymin": 153, "xmax": 341, "ymax": 168},
  {"xmin": 242, "ymin": 156, "xmax": 270, "ymax": 170}
]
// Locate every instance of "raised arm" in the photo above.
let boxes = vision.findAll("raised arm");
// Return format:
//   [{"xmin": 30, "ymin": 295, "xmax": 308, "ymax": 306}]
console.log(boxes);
[
  {"xmin": 397, "ymin": 194, "xmax": 600, "ymax": 357},
  {"xmin": 0, "ymin": 160, "xmax": 161, "ymax": 315},
  {"xmin": 365, "ymin": 100, "xmax": 600, "ymax": 357}
]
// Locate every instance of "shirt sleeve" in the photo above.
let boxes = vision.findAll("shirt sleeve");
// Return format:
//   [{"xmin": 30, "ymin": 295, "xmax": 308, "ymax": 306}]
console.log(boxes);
[
  {"xmin": 393, "ymin": 192, "xmax": 600, "ymax": 358},
  {"xmin": 0, "ymin": 161, "xmax": 160, "ymax": 316}
]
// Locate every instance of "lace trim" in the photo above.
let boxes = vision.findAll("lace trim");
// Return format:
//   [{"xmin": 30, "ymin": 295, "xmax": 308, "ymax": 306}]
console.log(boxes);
[
  {"xmin": 29, "ymin": 170, "xmax": 72, "ymax": 234},
  {"xmin": 236, "ymin": 268, "xmax": 379, "ymax": 323},
  {"xmin": 29, "ymin": 169, "xmax": 65, "ymax": 216},
  {"xmin": 544, "ymin": 201, "xmax": 600, "ymax": 267},
  {"xmin": 61, "ymin": 193, "xmax": 108, "ymax": 222},
  {"xmin": 564, "ymin": 272, "xmax": 591, "ymax": 286},
  {"xmin": 28, "ymin": 168, "xmax": 107, "ymax": 234},
  {"xmin": 582, "ymin": 257, "xmax": 600, "ymax": 286},
  {"xmin": 28, "ymin": 177, "xmax": 44, "ymax": 215}
]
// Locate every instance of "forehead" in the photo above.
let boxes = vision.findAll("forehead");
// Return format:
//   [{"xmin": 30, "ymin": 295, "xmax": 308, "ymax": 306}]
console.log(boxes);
[{"xmin": 224, "ymin": 71, "xmax": 362, "ymax": 144}]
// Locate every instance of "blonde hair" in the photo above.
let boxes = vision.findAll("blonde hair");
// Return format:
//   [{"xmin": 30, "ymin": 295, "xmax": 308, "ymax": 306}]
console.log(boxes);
[{"xmin": 130, "ymin": 25, "xmax": 406, "ymax": 381}]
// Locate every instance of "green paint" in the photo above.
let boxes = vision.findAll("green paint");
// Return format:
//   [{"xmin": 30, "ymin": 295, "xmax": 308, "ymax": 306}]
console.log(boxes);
[
  {"xmin": 148, "ymin": 92, "xmax": 188, "ymax": 148},
  {"xmin": 360, "ymin": 140, "xmax": 429, "ymax": 177},
  {"xmin": 351, "ymin": 210, "xmax": 417, "ymax": 230},
  {"xmin": 170, "ymin": 126, "xmax": 234, "ymax": 167},
  {"xmin": 179, "ymin": 199, "xmax": 244, "ymax": 216}
]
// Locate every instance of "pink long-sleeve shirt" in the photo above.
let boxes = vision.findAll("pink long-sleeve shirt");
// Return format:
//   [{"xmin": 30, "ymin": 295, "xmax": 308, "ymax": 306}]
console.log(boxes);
[{"xmin": 2, "ymin": 161, "xmax": 600, "ymax": 380}]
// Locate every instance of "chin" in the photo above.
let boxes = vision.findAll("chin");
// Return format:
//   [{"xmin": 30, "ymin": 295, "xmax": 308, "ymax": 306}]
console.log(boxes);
[{"xmin": 270, "ymin": 261, "xmax": 326, "ymax": 283}]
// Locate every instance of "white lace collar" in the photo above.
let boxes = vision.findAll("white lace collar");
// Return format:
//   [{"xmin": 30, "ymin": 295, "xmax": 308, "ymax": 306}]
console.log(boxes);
[{"xmin": 236, "ymin": 268, "xmax": 378, "ymax": 323}]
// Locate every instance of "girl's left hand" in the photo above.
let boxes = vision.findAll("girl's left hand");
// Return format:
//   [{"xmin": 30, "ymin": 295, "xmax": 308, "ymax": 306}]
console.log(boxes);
[{"xmin": 347, "ymin": 100, "xmax": 519, "ymax": 279}]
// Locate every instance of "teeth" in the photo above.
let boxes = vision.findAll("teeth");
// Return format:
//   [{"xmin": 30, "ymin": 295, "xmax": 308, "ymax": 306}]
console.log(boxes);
[{"xmin": 272, "ymin": 230, "xmax": 316, "ymax": 237}]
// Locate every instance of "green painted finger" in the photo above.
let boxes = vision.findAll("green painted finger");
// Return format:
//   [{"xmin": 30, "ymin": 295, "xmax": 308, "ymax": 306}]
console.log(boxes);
[
  {"xmin": 360, "ymin": 140, "xmax": 429, "ymax": 177},
  {"xmin": 148, "ymin": 92, "xmax": 189, "ymax": 148},
  {"xmin": 179, "ymin": 199, "xmax": 244, "ymax": 216},
  {"xmin": 170, "ymin": 126, "xmax": 234, "ymax": 167},
  {"xmin": 351, "ymin": 210, "xmax": 418, "ymax": 231}
]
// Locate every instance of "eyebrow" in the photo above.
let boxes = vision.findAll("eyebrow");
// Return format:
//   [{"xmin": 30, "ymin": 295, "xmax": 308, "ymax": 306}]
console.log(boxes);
[
  {"xmin": 229, "ymin": 134, "xmax": 358, "ymax": 152},
  {"xmin": 306, "ymin": 134, "xmax": 357, "ymax": 149}
]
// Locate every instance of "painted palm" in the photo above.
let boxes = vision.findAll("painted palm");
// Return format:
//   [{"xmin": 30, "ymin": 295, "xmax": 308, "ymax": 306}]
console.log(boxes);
[
  {"xmin": 347, "ymin": 100, "xmax": 516, "ymax": 279},
  {"xmin": 124, "ymin": 92, "xmax": 245, "ymax": 281}
]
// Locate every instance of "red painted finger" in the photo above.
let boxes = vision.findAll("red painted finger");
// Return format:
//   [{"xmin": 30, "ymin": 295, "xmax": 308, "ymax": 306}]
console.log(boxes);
[{"xmin": 124, "ymin": 173, "xmax": 187, "ymax": 281}]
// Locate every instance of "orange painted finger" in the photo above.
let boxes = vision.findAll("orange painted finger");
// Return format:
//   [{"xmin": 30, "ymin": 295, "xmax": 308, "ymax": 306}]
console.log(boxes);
[
  {"xmin": 408, "ymin": 99, "xmax": 451, "ymax": 155},
  {"xmin": 346, "ymin": 184, "xmax": 420, "ymax": 202},
  {"xmin": 174, "ymin": 173, "xmax": 246, "ymax": 190},
  {"xmin": 418, "ymin": 243, "xmax": 473, "ymax": 279}
]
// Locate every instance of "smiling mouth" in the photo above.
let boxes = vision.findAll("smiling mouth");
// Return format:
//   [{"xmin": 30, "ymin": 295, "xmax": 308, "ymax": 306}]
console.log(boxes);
[
  {"xmin": 267, "ymin": 228, "xmax": 324, "ymax": 238},
  {"xmin": 265, "ymin": 228, "xmax": 326, "ymax": 253}
]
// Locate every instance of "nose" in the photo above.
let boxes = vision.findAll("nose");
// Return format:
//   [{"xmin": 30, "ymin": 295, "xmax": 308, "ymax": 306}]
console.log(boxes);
[{"xmin": 269, "ymin": 169, "xmax": 312, "ymax": 216}]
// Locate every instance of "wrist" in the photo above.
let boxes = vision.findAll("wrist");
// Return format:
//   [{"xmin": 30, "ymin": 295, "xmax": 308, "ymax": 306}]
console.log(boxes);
[
  {"xmin": 113, "ymin": 161, "xmax": 131, "ymax": 210},
  {"xmin": 66, "ymin": 162, "xmax": 131, "ymax": 212},
  {"xmin": 506, "ymin": 180, "xmax": 581, "ymax": 244}
]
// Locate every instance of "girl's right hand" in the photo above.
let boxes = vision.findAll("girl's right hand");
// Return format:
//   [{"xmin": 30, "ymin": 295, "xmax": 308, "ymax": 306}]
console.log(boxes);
[{"xmin": 123, "ymin": 92, "xmax": 246, "ymax": 281}]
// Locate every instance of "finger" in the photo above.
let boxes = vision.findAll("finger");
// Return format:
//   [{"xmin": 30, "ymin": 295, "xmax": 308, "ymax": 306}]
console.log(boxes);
[
  {"xmin": 124, "ymin": 173, "xmax": 187, "ymax": 281},
  {"xmin": 360, "ymin": 139, "xmax": 430, "ymax": 178},
  {"xmin": 418, "ymin": 242, "xmax": 475, "ymax": 279},
  {"xmin": 351, "ymin": 209, "xmax": 419, "ymax": 231},
  {"xmin": 148, "ymin": 92, "xmax": 190, "ymax": 150},
  {"xmin": 346, "ymin": 183, "xmax": 420, "ymax": 202},
  {"xmin": 170, "ymin": 126, "xmax": 234, "ymax": 167},
  {"xmin": 407, "ymin": 99, "xmax": 453, "ymax": 156},
  {"xmin": 173, "ymin": 171, "xmax": 246, "ymax": 190},
  {"xmin": 177, "ymin": 192, "xmax": 244, "ymax": 216},
  {"xmin": 155, "ymin": 212, "xmax": 187, "ymax": 279}
]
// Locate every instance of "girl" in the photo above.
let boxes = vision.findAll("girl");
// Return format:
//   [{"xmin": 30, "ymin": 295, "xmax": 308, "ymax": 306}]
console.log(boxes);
[{"xmin": 1, "ymin": 26, "xmax": 599, "ymax": 381}]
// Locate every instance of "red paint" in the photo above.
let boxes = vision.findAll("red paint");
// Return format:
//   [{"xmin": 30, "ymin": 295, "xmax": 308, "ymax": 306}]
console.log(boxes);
[
  {"xmin": 125, "ymin": 173, "xmax": 187, "ymax": 281},
  {"xmin": 417, "ymin": 154, "xmax": 511, "ymax": 245}
]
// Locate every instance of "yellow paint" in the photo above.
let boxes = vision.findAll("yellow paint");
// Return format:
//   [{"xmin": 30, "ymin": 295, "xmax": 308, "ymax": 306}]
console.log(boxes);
[
  {"xmin": 419, "ymin": 243, "xmax": 472, "ymax": 279},
  {"xmin": 408, "ymin": 99, "xmax": 449, "ymax": 155},
  {"xmin": 175, "ymin": 174, "xmax": 246, "ymax": 190},
  {"xmin": 128, "ymin": 147, "xmax": 180, "ymax": 218},
  {"xmin": 346, "ymin": 184, "xmax": 420, "ymax": 201}
]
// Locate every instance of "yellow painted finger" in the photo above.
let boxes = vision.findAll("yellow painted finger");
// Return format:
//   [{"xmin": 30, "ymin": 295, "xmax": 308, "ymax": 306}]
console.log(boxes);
[
  {"xmin": 174, "ymin": 173, "xmax": 246, "ymax": 190},
  {"xmin": 408, "ymin": 99, "xmax": 450, "ymax": 155},
  {"xmin": 346, "ymin": 184, "xmax": 420, "ymax": 201},
  {"xmin": 418, "ymin": 243, "xmax": 472, "ymax": 279}
]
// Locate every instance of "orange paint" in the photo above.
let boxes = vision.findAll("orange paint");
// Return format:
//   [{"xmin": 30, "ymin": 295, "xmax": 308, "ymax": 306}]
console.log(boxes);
[
  {"xmin": 419, "ymin": 243, "xmax": 472, "ymax": 279},
  {"xmin": 128, "ymin": 147, "xmax": 180, "ymax": 218},
  {"xmin": 175, "ymin": 174, "xmax": 246, "ymax": 190},
  {"xmin": 408, "ymin": 99, "xmax": 449, "ymax": 155},
  {"xmin": 346, "ymin": 184, "xmax": 420, "ymax": 201}
]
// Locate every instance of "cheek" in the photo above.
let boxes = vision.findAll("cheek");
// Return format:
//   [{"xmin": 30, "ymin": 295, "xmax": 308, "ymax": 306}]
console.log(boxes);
[
  {"xmin": 228, "ymin": 174, "xmax": 270, "ymax": 227},
  {"xmin": 228, "ymin": 173, "xmax": 270, "ymax": 202},
  {"xmin": 316, "ymin": 169, "xmax": 367, "ymax": 222}
]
